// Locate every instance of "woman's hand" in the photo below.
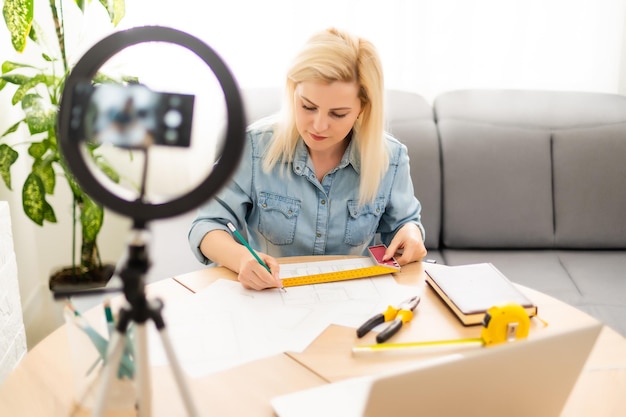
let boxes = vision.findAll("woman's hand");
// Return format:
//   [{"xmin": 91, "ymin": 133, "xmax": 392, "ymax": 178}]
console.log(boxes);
[
  {"xmin": 237, "ymin": 253, "xmax": 282, "ymax": 290},
  {"xmin": 384, "ymin": 223, "xmax": 427, "ymax": 266}
]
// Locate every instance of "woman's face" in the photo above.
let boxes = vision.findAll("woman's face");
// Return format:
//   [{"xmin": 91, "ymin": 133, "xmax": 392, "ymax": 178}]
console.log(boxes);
[{"xmin": 294, "ymin": 80, "xmax": 362, "ymax": 155}]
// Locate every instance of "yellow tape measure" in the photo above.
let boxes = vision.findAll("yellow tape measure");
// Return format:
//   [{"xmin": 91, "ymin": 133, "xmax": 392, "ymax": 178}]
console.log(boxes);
[{"xmin": 282, "ymin": 264, "xmax": 400, "ymax": 287}]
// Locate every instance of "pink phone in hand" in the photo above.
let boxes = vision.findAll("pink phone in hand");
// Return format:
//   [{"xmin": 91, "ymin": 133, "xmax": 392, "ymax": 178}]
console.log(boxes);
[{"xmin": 368, "ymin": 244, "xmax": 401, "ymax": 269}]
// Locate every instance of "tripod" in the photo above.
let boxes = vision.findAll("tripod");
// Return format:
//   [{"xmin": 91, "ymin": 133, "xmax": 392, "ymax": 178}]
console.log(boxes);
[{"xmin": 92, "ymin": 229, "xmax": 199, "ymax": 417}]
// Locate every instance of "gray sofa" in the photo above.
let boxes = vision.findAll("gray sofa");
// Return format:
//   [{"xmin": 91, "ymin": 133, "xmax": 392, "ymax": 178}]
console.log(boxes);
[
  {"xmin": 391, "ymin": 89, "xmax": 626, "ymax": 337},
  {"xmin": 156, "ymin": 88, "xmax": 626, "ymax": 338}
]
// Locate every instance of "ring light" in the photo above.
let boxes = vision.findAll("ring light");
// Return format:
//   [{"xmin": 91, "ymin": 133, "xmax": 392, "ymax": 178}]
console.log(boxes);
[{"xmin": 58, "ymin": 26, "xmax": 245, "ymax": 225}]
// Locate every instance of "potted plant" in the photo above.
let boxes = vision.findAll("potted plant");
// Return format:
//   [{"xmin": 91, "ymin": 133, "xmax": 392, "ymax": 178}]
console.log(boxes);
[{"xmin": 0, "ymin": 0, "xmax": 127, "ymax": 289}]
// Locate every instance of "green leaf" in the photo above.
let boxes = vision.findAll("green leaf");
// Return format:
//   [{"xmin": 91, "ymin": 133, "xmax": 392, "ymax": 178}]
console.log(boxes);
[
  {"xmin": 22, "ymin": 172, "xmax": 56, "ymax": 225},
  {"xmin": 0, "ymin": 144, "xmax": 19, "ymax": 189},
  {"xmin": 1, "ymin": 120, "xmax": 22, "ymax": 138},
  {"xmin": 65, "ymin": 171, "xmax": 82, "ymax": 198},
  {"xmin": 32, "ymin": 157, "xmax": 56, "ymax": 194},
  {"xmin": 11, "ymin": 73, "xmax": 50, "ymax": 105},
  {"xmin": 20, "ymin": 92, "xmax": 41, "ymax": 109},
  {"xmin": 24, "ymin": 103, "xmax": 57, "ymax": 134},
  {"xmin": 81, "ymin": 194, "xmax": 103, "ymax": 243},
  {"xmin": 2, "ymin": 60, "xmax": 36, "ymax": 73},
  {"xmin": 98, "ymin": 0, "xmax": 125, "ymax": 26},
  {"xmin": 93, "ymin": 72, "xmax": 118, "ymax": 84},
  {"xmin": 2, "ymin": 0, "xmax": 34, "ymax": 52},
  {"xmin": 27, "ymin": 20, "xmax": 37, "ymax": 43},
  {"xmin": 75, "ymin": 0, "xmax": 85, "ymax": 13},
  {"xmin": 95, "ymin": 158, "xmax": 121, "ymax": 183},
  {"xmin": 27, "ymin": 140, "xmax": 48, "ymax": 159},
  {"xmin": 1, "ymin": 73, "xmax": 30, "ymax": 85}
]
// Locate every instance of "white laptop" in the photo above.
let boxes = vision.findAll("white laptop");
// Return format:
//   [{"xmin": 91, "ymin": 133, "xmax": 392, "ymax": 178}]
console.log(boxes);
[{"xmin": 271, "ymin": 321, "xmax": 602, "ymax": 417}]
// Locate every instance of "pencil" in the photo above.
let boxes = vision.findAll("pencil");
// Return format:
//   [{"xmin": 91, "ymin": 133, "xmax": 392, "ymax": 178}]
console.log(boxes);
[{"xmin": 227, "ymin": 222, "xmax": 285, "ymax": 291}]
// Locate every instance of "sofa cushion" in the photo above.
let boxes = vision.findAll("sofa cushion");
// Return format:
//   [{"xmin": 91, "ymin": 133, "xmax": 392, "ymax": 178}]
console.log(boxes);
[
  {"xmin": 437, "ymin": 121, "xmax": 554, "ymax": 248},
  {"xmin": 553, "ymin": 125, "xmax": 626, "ymax": 248},
  {"xmin": 434, "ymin": 89, "xmax": 626, "ymax": 250}
]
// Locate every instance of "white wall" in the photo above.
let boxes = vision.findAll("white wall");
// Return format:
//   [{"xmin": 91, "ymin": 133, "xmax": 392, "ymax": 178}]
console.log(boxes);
[
  {"xmin": 118, "ymin": 0, "xmax": 626, "ymax": 101},
  {"xmin": 0, "ymin": 202, "xmax": 27, "ymax": 382}
]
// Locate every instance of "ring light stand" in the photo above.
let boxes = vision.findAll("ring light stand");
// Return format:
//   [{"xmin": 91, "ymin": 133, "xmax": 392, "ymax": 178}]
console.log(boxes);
[{"xmin": 57, "ymin": 26, "xmax": 246, "ymax": 417}]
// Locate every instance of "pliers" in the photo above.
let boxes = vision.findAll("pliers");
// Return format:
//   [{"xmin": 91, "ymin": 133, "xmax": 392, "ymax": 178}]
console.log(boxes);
[{"xmin": 356, "ymin": 295, "xmax": 421, "ymax": 343}]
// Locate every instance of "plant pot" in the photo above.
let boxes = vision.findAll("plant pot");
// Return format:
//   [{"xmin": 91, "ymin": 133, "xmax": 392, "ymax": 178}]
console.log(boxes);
[{"xmin": 49, "ymin": 263, "xmax": 117, "ymax": 292}]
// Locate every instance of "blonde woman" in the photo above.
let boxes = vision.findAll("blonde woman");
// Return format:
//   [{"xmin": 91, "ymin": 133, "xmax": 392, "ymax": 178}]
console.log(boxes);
[{"xmin": 189, "ymin": 28, "xmax": 427, "ymax": 290}]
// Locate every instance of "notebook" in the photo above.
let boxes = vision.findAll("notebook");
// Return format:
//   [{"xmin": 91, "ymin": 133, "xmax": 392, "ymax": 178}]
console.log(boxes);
[
  {"xmin": 271, "ymin": 320, "xmax": 602, "ymax": 417},
  {"xmin": 425, "ymin": 262, "xmax": 538, "ymax": 325}
]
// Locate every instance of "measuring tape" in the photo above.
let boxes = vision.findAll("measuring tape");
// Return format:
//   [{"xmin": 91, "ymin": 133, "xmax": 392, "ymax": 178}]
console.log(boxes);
[
  {"xmin": 282, "ymin": 264, "xmax": 399, "ymax": 287},
  {"xmin": 352, "ymin": 303, "xmax": 532, "ymax": 354}
]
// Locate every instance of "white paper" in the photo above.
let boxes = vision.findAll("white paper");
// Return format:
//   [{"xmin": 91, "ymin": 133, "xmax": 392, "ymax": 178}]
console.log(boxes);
[{"xmin": 148, "ymin": 259, "xmax": 422, "ymax": 377}]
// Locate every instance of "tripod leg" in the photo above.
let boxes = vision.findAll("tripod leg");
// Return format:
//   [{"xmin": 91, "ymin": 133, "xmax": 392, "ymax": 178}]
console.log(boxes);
[
  {"xmin": 92, "ymin": 330, "xmax": 128, "ymax": 417},
  {"xmin": 134, "ymin": 323, "xmax": 153, "ymax": 417},
  {"xmin": 157, "ymin": 327, "xmax": 200, "ymax": 417},
  {"xmin": 150, "ymin": 299, "xmax": 199, "ymax": 417}
]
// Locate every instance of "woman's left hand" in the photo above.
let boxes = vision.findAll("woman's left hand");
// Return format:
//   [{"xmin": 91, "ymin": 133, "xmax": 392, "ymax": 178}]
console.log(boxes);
[{"xmin": 384, "ymin": 223, "xmax": 427, "ymax": 266}]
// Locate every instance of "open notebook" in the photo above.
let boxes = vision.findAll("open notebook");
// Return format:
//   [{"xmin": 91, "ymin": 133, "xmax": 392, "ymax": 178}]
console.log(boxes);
[{"xmin": 272, "ymin": 320, "xmax": 602, "ymax": 417}]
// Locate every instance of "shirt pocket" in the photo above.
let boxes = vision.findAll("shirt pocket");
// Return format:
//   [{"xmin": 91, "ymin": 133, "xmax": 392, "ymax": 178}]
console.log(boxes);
[
  {"xmin": 344, "ymin": 198, "xmax": 385, "ymax": 246},
  {"xmin": 258, "ymin": 192, "xmax": 301, "ymax": 245}
]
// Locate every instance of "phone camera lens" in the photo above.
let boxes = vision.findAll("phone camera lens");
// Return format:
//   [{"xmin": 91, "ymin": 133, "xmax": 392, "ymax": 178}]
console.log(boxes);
[{"xmin": 164, "ymin": 109, "xmax": 182, "ymax": 128}]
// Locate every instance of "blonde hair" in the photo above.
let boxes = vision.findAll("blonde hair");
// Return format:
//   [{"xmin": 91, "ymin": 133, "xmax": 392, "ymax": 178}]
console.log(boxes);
[{"xmin": 262, "ymin": 27, "xmax": 388, "ymax": 204}]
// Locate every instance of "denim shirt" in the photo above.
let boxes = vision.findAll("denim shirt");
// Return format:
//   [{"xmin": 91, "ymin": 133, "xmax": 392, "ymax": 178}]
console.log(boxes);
[{"xmin": 188, "ymin": 122, "xmax": 424, "ymax": 265}]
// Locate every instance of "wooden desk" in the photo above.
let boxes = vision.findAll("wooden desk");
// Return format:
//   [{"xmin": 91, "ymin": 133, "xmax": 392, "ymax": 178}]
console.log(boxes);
[
  {"xmin": 175, "ymin": 258, "xmax": 626, "ymax": 416},
  {"xmin": 1, "ymin": 258, "xmax": 625, "ymax": 416}
]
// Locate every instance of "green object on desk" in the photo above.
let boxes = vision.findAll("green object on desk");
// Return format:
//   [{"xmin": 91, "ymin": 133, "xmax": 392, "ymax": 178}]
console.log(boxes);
[
  {"xmin": 103, "ymin": 299, "xmax": 115, "ymax": 338},
  {"xmin": 65, "ymin": 302, "xmax": 135, "ymax": 379}
]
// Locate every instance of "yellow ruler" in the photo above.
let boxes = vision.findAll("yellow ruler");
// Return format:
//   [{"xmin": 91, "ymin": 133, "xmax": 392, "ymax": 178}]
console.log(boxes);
[{"xmin": 282, "ymin": 264, "xmax": 400, "ymax": 287}]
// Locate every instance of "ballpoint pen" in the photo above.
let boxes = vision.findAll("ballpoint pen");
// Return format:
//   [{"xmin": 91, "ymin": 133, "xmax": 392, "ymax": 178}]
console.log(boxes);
[{"xmin": 227, "ymin": 222, "xmax": 285, "ymax": 291}]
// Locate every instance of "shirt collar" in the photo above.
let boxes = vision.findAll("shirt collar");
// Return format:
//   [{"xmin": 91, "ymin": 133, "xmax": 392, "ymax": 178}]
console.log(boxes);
[{"xmin": 292, "ymin": 135, "xmax": 360, "ymax": 175}]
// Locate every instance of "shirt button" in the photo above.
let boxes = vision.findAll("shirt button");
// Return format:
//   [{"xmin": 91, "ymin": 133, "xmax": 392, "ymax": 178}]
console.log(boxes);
[
  {"xmin": 288, "ymin": 210, "xmax": 292, "ymax": 214},
  {"xmin": 262, "ymin": 203, "xmax": 267, "ymax": 208},
  {"xmin": 316, "ymin": 233, "xmax": 322, "ymax": 238},
  {"xmin": 321, "ymin": 200, "xmax": 326, "ymax": 205}
]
